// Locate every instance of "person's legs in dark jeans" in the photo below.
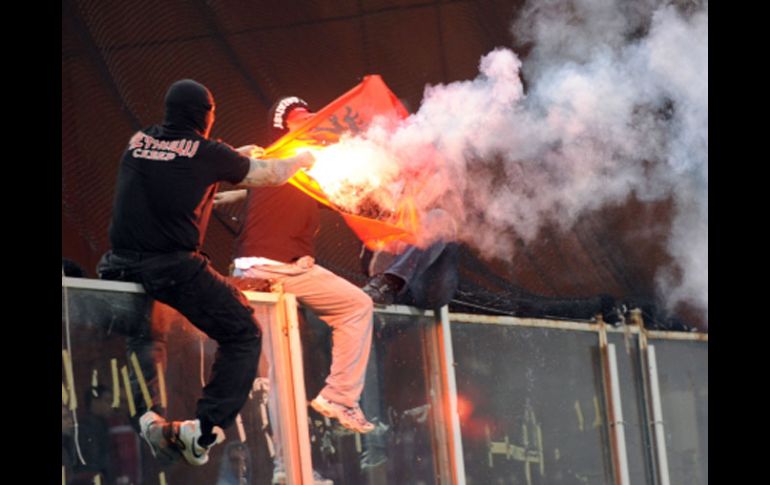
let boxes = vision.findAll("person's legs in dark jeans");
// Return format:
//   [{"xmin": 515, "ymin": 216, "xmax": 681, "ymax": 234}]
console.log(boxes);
[
  {"xmin": 98, "ymin": 250, "xmax": 262, "ymax": 461},
  {"xmin": 364, "ymin": 208, "xmax": 460, "ymax": 307},
  {"xmin": 143, "ymin": 253, "xmax": 262, "ymax": 435},
  {"xmin": 386, "ymin": 241, "xmax": 448, "ymax": 287},
  {"xmin": 364, "ymin": 241, "xmax": 454, "ymax": 306},
  {"xmin": 398, "ymin": 242, "xmax": 460, "ymax": 310}
]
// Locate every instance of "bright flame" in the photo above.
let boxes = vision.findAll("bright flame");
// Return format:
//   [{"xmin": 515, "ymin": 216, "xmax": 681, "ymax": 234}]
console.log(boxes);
[
  {"xmin": 258, "ymin": 75, "xmax": 423, "ymax": 249},
  {"xmin": 302, "ymin": 138, "xmax": 401, "ymax": 213}
]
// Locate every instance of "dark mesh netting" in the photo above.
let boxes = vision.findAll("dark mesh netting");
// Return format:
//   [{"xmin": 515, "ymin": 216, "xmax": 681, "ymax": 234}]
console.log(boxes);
[{"xmin": 62, "ymin": 0, "xmax": 705, "ymax": 331}]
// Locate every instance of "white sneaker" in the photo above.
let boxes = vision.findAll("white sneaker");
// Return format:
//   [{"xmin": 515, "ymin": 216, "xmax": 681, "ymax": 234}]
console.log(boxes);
[
  {"xmin": 138, "ymin": 411, "xmax": 180, "ymax": 463},
  {"xmin": 169, "ymin": 419, "xmax": 225, "ymax": 466},
  {"xmin": 139, "ymin": 411, "xmax": 165, "ymax": 457}
]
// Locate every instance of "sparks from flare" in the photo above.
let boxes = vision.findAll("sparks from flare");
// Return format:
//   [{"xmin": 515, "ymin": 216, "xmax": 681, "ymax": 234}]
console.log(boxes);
[{"xmin": 299, "ymin": 137, "xmax": 402, "ymax": 214}]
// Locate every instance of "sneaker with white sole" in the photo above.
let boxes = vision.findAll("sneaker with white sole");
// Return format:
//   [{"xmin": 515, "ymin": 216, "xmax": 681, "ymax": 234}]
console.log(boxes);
[
  {"xmin": 138, "ymin": 411, "xmax": 181, "ymax": 464},
  {"xmin": 167, "ymin": 419, "xmax": 225, "ymax": 466},
  {"xmin": 310, "ymin": 395, "xmax": 375, "ymax": 434}
]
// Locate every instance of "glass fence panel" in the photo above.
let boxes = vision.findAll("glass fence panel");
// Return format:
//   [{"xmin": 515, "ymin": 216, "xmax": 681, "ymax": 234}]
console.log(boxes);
[
  {"xmin": 652, "ymin": 339, "xmax": 708, "ymax": 485},
  {"xmin": 63, "ymin": 282, "xmax": 708, "ymax": 485},
  {"xmin": 62, "ymin": 284, "xmax": 278, "ymax": 485},
  {"xmin": 607, "ymin": 331, "xmax": 655, "ymax": 484},
  {"xmin": 451, "ymin": 322, "xmax": 613, "ymax": 485},
  {"xmin": 298, "ymin": 309, "xmax": 439, "ymax": 485}
]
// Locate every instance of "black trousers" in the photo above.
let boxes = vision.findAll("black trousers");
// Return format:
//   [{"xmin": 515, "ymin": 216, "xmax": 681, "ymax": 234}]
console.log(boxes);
[{"xmin": 97, "ymin": 250, "xmax": 261, "ymax": 430}]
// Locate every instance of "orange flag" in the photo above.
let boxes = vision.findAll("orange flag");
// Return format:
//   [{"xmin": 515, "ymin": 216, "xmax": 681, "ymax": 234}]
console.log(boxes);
[{"xmin": 263, "ymin": 75, "xmax": 417, "ymax": 249}]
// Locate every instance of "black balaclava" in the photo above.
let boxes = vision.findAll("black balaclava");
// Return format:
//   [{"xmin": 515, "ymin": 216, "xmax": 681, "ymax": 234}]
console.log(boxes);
[
  {"xmin": 162, "ymin": 79, "xmax": 215, "ymax": 137},
  {"xmin": 267, "ymin": 96, "xmax": 309, "ymax": 143}
]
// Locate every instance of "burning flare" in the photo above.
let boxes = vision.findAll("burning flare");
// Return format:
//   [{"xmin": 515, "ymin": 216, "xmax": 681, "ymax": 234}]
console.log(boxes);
[{"xmin": 301, "ymin": 137, "xmax": 401, "ymax": 214}]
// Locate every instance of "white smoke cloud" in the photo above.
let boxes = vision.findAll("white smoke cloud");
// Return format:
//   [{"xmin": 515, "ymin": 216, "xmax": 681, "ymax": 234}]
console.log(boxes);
[{"xmin": 324, "ymin": 0, "xmax": 708, "ymax": 324}]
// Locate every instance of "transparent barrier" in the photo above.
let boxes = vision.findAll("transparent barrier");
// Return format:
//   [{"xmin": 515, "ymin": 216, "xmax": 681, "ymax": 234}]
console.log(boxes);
[
  {"xmin": 61, "ymin": 279, "xmax": 284, "ymax": 485},
  {"xmin": 298, "ymin": 309, "xmax": 440, "ymax": 484},
  {"xmin": 650, "ymin": 338, "xmax": 708, "ymax": 485},
  {"xmin": 63, "ymin": 279, "xmax": 708, "ymax": 485},
  {"xmin": 450, "ymin": 320, "xmax": 612, "ymax": 485},
  {"xmin": 606, "ymin": 331, "xmax": 655, "ymax": 485}
]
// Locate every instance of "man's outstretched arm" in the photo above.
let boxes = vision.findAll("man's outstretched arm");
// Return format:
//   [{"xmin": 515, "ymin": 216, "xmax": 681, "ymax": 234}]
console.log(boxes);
[{"xmin": 235, "ymin": 144, "xmax": 315, "ymax": 187}]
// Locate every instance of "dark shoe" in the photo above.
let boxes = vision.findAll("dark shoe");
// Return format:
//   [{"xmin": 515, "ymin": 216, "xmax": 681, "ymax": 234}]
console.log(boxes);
[
  {"xmin": 362, "ymin": 273, "xmax": 404, "ymax": 305},
  {"xmin": 599, "ymin": 294, "xmax": 626, "ymax": 326}
]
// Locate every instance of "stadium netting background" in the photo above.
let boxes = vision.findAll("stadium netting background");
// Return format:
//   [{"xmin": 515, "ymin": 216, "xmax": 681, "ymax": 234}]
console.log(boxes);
[{"xmin": 62, "ymin": 0, "xmax": 705, "ymax": 331}]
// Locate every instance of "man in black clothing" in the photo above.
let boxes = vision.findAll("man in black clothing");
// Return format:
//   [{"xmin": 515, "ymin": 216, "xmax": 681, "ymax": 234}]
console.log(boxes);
[{"xmin": 97, "ymin": 79, "xmax": 314, "ymax": 466}]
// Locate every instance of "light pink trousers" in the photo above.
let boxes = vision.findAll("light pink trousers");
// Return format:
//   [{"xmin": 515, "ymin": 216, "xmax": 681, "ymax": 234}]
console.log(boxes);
[{"xmin": 234, "ymin": 257, "xmax": 373, "ymax": 407}]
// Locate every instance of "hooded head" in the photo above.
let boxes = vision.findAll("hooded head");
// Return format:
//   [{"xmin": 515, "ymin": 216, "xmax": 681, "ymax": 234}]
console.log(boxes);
[
  {"xmin": 267, "ymin": 96, "xmax": 313, "ymax": 143},
  {"xmin": 162, "ymin": 79, "xmax": 216, "ymax": 138}
]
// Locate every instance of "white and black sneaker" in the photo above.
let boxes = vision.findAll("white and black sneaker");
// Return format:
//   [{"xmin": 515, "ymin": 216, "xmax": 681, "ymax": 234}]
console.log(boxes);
[
  {"xmin": 167, "ymin": 419, "xmax": 225, "ymax": 466},
  {"xmin": 138, "ymin": 411, "xmax": 181, "ymax": 464}
]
